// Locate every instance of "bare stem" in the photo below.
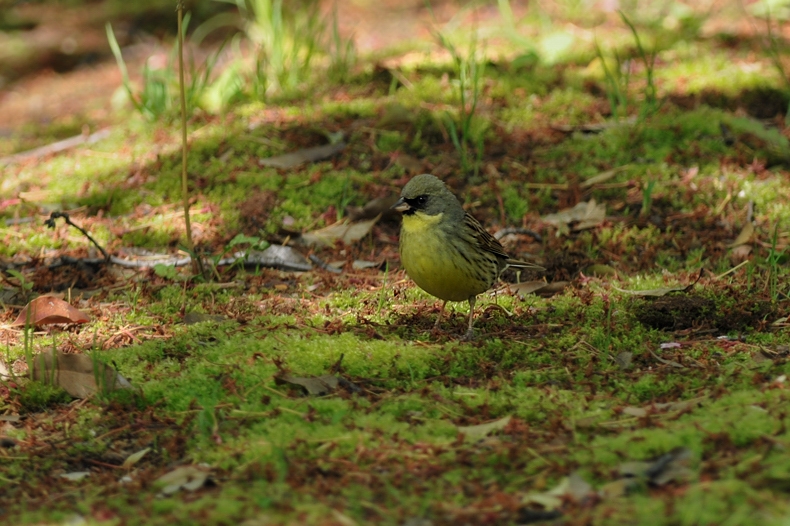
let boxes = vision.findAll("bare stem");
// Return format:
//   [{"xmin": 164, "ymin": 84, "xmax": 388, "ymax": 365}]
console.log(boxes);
[{"xmin": 176, "ymin": 2, "xmax": 197, "ymax": 273}]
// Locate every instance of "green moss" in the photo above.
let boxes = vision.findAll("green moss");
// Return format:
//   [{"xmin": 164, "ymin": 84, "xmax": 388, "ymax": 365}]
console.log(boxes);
[
  {"xmin": 15, "ymin": 381, "xmax": 71, "ymax": 412},
  {"xmin": 377, "ymin": 130, "xmax": 405, "ymax": 153}
]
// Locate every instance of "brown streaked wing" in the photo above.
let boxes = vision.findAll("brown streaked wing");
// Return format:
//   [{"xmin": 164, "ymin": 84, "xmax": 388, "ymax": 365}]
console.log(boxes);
[
  {"xmin": 463, "ymin": 212, "xmax": 510, "ymax": 260},
  {"xmin": 464, "ymin": 213, "xmax": 545, "ymax": 271}
]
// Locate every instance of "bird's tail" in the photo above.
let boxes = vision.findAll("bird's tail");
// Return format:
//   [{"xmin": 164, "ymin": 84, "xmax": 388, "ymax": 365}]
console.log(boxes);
[{"xmin": 505, "ymin": 259, "xmax": 545, "ymax": 272}]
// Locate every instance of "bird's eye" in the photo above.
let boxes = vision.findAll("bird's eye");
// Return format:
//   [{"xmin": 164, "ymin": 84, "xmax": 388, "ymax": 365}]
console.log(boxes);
[{"xmin": 414, "ymin": 196, "xmax": 428, "ymax": 206}]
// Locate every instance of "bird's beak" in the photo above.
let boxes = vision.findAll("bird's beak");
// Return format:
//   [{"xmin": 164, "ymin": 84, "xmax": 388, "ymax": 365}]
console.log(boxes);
[{"xmin": 391, "ymin": 197, "xmax": 409, "ymax": 213}]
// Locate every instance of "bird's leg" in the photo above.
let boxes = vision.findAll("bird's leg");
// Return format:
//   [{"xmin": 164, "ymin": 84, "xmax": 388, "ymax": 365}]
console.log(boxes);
[
  {"xmin": 434, "ymin": 300, "xmax": 448, "ymax": 328},
  {"xmin": 464, "ymin": 297, "xmax": 476, "ymax": 340}
]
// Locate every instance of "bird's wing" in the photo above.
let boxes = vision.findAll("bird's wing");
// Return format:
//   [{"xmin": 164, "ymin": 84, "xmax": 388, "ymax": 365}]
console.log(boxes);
[
  {"xmin": 464, "ymin": 212, "xmax": 545, "ymax": 271},
  {"xmin": 463, "ymin": 212, "xmax": 510, "ymax": 260}
]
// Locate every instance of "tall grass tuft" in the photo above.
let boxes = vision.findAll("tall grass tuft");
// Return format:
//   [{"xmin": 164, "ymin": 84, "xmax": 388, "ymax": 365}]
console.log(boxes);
[{"xmin": 430, "ymin": 10, "xmax": 487, "ymax": 179}]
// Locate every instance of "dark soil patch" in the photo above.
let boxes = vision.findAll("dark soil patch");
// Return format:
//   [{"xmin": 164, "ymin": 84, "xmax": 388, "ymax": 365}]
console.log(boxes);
[
  {"xmin": 669, "ymin": 87, "xmax": 790, "ymax": 120},
  {"xmin": 632, "ymin": 292, "xmax": 776, "ymax": 332}
]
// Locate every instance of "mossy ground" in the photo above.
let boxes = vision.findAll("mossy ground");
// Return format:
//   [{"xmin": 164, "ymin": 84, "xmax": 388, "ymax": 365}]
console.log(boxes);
[{"xmin": 2, "ymin": 2, "xmax": 790, "ymax": 525}]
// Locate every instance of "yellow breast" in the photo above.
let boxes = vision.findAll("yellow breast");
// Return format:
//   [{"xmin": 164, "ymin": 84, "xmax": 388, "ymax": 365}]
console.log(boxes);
[{"xmin": 399, "ymin": 211, "xmax": 492, "ymax": 302}]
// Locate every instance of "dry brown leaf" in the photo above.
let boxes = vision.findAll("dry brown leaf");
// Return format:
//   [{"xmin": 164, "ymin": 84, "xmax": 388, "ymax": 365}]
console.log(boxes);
[
  {"xmin": 619, "ymin": 447, "xmax": 694, "ymax": 486},
  {"xmin": 347, "ymin": 196, "xmax": 399, "ymax": 222},
  {"xmin": 730, "ymin": 244, "xmax": 752, "ymax": 264},
  {"xmin": 599, "ymin": 478, "xmax": 635, "ymax": 499},
  {"xmin": 542, "ymin": 200, "xmax": 606, "ymax": 231},
  {"xmin": 622, "ymin": 406, "xmax": 648, "ymax": 417},
  {"xmin": 12, "ymin": 296, "xmax": 89, "ymax": 327},
  {"xmin": 507, "ymin": 281, "xmax": 569, "ymax": 298},
  {"xmin": 352, "ymin": 260, "xmax": 380, "ymax": 270},
  {"xmin": 522, "ymin": 472, "xmax": 594, "ymax": 510},
  {"xmin": 259, "ymin": 142, "xmax": 345, "ymax": 169},
  {"xmin": 60, "ymin": 471, "xmax": 90, "ymax": 481},
  {"xmin": 614, "ymin": 351, "xmax": 633, "ymax": 370},
  {"xmin": 301, "ymin": 215, "xmax": 380, "ymax": 247},
  {"xmin": 32, "ymin": 349, "xmax": 135, "ymax": 399},
  {"xmin": 274, "ymin": 374, "xmax": 340, "ymax": 396},
  {"xmin": 621, "ymin": 397, "xmax": 706, "ymax": 419},
  {"xmin": 458, "ymin": 415, "xmax": 511, "ymax": 441},
  {"xmin": 728, "ymin": 222, "xmax": 755, "ymax": 247},
  {"xmin": 244, "ymin": 245, "xmax": 312, "ymax": 272},
  {"xmin": 155, "ymin": 465, "xmax": 212, "ymax": 496},
  {"xmin": 122, "ymin": 448, "xmax": 151, "ymax": 469},
  {"xmin": 507, "ymin": 281, "xmax": 549, "ymax": 297},
  {"xmin": 580, "ymin": 166, "xmax": 629, "ymax": 188}
]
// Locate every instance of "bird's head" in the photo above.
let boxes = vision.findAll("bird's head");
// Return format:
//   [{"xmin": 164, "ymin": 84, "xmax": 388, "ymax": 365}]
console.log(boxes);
[{"xmin": 391, "ymin": 174, "xmax": 463, "ymax": 218}]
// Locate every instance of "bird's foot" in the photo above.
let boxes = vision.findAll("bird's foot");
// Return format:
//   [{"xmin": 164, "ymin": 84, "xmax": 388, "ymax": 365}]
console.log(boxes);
[{"xmin": 462, "ymin": 328, "xmax": 476, "ymax": 341}]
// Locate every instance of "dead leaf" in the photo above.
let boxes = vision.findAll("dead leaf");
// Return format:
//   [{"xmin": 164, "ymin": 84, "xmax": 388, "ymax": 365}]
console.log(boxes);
[
  {"xmin": 648, "ymin": 348, "xmax": 686, "ymax": 368},
  {"xmin": 243, "ymin": 245, "xmax": 312, "ymax": 272},
  {"xmin": 331, "ymin": 510, "xmax": 358, "ymax": 526},
  {"xmin": 347, "ymin": 196, "xmax": 399, "ymax": 222},
  {"xmin": 506, "ymin": 281, "xmax": 548, "ymax": 297},
  {"xmin": 599, "ymin": 478, "xmax": 635, "ymax": 499},
  {"xmin": 522, "ymin": 471, "xmax": 595, "ymax": 510},
  {"xmin": 622, "ymin": 397, "xmax": 705, "ymax": 419},
  {"xmin": 32, "ymin": 349, "xmax": 135, "ymax": 399},
  {"xmin": 580, "ymin": 166, "xmax": 629, "ymax": 188},
  {"xmin": 507, "ymin": 281, "xmax": 569, "ymax": 298},
  {"xmin": 259, "ymin": 142, "xmax": 345, "ymax": 169},
  {"xmin": 301, "ymin": 215, "xmax": 380, "ymax": 247},
  {"xmin": 12, "ymin": 296, "xmax": 90, "ymax": 327},
  {"xmin": 155, "ymin": 465, "xmax": 211, "ymax": 496},
  {"xmin": 352, "ymin": 260, "xmax": 380, "ymax": 270},
  {"xmin": 622, "ymin": 406, "xmax": 648, "ymax": 417},
  {"xmin": 542, "ymin": 200, "xmax": 606, "ymax": 231},
  {"xmin": 728, "ymin": 222, "xmax": 754, "ymax": 247},
  {"xmin": 0, "ymin": 128, "xmax": 111, "ymax": 167},
  {"xmin": 122, "ymin": 447, "xmax": 151, "ymax": 469},
  {"xmin": 614, "ymin": 351, "xmax": 632, "ymax": 370},
  {"xmin": 457, "ymin": 415, "xmax": 511, "ymax": 441},
  {"xmin": 619, "ymin": 447, "xmax": 694, "ymax": 486},
  {"xmin": 564, "ymin": 472, "xmax": 595, "ymax": 501},
  {"xmin": 730, "ymin": 244, "xmax": 752, "ymax": 264},
  {"xmin": 274, "ymin": 374, "xmax": 340, "ymax": 396},
  {"xmin": 60, "ymin": 471, "xmax": 90, "ymax": 482}
]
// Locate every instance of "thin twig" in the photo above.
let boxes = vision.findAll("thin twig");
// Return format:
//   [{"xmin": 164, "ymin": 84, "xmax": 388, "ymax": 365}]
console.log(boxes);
[
  {"xmin": 44, "ymin": 212, "xmax": 108, "ymax": 261},
  {"xmin": 0, "ymin": 129, "xmax": 111, "ymax": 167}
]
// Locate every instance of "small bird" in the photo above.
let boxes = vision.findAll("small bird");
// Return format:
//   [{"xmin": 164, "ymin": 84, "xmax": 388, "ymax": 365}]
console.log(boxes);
[{"xmin": 392, "ymin": 174, "xmax": 544, "ymax": 338}]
